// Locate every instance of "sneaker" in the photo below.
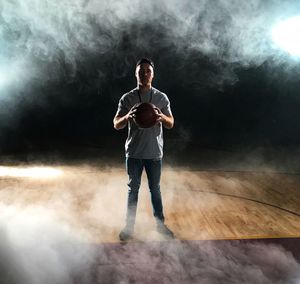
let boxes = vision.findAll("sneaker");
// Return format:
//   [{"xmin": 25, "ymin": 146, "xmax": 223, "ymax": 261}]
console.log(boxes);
[
  {"xmin": 157, "ymin": 223, "xmax": 175, "ymax": 239},
  {"xmin": 119, "ymin": 228, "xmax": 133, "ymax": 241}
]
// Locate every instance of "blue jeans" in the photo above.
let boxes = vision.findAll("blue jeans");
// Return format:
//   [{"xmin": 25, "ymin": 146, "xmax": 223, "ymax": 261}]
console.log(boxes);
[{"xmin": 125, "ymin": 157, "xmax": 164, "ymax": 230}]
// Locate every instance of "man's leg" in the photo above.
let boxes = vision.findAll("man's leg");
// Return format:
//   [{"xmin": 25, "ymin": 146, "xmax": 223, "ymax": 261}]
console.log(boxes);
[
  {"xmin": 144, "ymin": 159, "xmax": 174, "ymax": 238},
  {"xmin": 120, "ymin": 157, "xmax": 143, "ymax": 241},
  {"xmin": 144, "ymin": 158, "xmax": 164, "ymax": 221}
]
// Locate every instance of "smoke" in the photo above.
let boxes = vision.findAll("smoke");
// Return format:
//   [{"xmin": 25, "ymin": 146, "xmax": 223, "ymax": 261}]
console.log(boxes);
[
  {"xmin": 0, "ymin": 204, "xmax": 96, "ymax": 284},
  {"xmin": 2, "ymin": 0, "xmax": 300, "ymax": 149},
  {"xmin": 1, "ymin": 0, "xmax": 300, "ymax": 89},
  {"xmin": 96, "ymin": 240, "xmax": 300, "ymax": 283},
  {"xmin": 0, "ymin": 161, "xmax": 300, "ymax": 283},
  {"xmin": 0, "ymin": 163, "xmax": 123, "ymax": 284}
]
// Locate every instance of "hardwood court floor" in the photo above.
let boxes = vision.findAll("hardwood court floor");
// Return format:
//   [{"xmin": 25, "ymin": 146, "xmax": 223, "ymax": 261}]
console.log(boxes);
[
  {"xmin": 161, "ymin": 169, "xmax": 300, "ymax": 241},
  {"xmin": 0, "ymin": 164, "xmax": 299, "ymax": 243}
]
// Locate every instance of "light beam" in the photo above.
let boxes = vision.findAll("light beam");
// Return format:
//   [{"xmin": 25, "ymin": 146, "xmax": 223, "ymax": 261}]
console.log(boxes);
[
  {"xmin": 272, "ymin": 16, "xmax": 300, "ymax": 57},
  {"xmin": 0, "ymin": 166, "xmax": 63, "ymax": 178}
]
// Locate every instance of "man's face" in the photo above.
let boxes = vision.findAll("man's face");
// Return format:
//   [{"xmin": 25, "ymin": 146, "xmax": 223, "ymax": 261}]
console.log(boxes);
[{"xmin": 135, "ymin": 63, "xmax": 154, "ymax": 86}]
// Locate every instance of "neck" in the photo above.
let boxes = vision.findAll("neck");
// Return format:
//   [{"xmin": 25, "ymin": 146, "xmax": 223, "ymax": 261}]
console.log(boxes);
[{"xmin": 138, "ymin": 84, "xmax": 151, "ymax": 93}]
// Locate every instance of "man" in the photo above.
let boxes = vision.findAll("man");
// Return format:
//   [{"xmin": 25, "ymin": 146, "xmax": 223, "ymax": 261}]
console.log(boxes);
[{"xmin": 113, "ymin": 58, "xmax": 175, "ymax": 241}]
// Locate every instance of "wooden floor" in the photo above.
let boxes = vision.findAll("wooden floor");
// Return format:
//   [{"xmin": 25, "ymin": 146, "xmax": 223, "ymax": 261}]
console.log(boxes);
[
  {"xmin": 0, "ymin": 164, "xmax": 300, "ymax": 243},
  {"xmin": 162, "ymin": 169, "xmax": 300, "ymax": 240}
]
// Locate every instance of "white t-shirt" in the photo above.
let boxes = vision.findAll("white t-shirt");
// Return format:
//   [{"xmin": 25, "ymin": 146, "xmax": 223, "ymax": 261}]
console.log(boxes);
[{"xmin": 115, "ymin": 87, "xmax": 172, "ymax": 159}]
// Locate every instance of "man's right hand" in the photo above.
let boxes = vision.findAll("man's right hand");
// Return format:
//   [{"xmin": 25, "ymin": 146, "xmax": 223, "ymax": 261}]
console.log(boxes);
[
  {"xmin": 114, "ymin": 104, "xmax": 139, "ymax": 130},
  {"xmin": 126, "ymin": 104, "xmax": 139, "ymax": 121}
]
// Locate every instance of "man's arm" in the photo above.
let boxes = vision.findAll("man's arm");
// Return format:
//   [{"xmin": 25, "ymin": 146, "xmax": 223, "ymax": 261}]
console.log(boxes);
[
  {"xmin": 160, "ymin": 114, "xmax": 174, "ymax": 129},
  {"xmin": 113, "ymin": 105, "xmax": 138, "ymax": 130},
  {"xmin": 113, "ymin": 113, "xmax": 130, "ymax": 130},
  {"xmin": 155, "ymin": 107, "xmax": 174, "ymax": 129}
]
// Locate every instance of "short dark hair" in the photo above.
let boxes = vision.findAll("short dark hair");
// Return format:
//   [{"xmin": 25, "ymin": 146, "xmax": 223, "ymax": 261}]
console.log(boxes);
[{"xmin": 136, "ymin": 58, "xmax": 154, "ymax": 69}]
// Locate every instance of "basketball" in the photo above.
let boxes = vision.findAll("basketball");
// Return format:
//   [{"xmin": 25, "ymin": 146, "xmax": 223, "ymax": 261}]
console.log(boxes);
[{"xmin": 133, "ymin": 102, "xmax": 158, "ymax": 128}]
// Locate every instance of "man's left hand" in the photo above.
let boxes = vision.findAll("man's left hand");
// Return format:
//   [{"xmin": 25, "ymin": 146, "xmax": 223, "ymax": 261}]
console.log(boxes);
[
  {"xmin": 154, "ymin": 107, "xmax": 174, "ymax": 129},
  {"xmin": 154, "ymin": 107, "xmax": 165, "ymax": 124}
]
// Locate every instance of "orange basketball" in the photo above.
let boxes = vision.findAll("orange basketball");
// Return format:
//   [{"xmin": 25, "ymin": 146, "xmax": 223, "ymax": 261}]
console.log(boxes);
[{"xmin": 133, "ymin": 102, "xmax": 158, "ymax": 128}]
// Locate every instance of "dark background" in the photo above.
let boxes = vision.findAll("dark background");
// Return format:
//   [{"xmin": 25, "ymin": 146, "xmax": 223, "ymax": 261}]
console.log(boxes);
[{"xmin": 1, "ymin": 0, "xmax": 300, "ymax": 159}]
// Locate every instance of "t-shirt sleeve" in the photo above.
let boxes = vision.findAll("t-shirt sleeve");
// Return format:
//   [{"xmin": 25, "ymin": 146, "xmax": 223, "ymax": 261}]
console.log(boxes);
[
  {"xmin": 160, "ymin": 94, "xmax": 172, "ymax": 117},
  {"xmin": 115, "ymin": 95, "xmax": 129, "ymax": 117}
]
